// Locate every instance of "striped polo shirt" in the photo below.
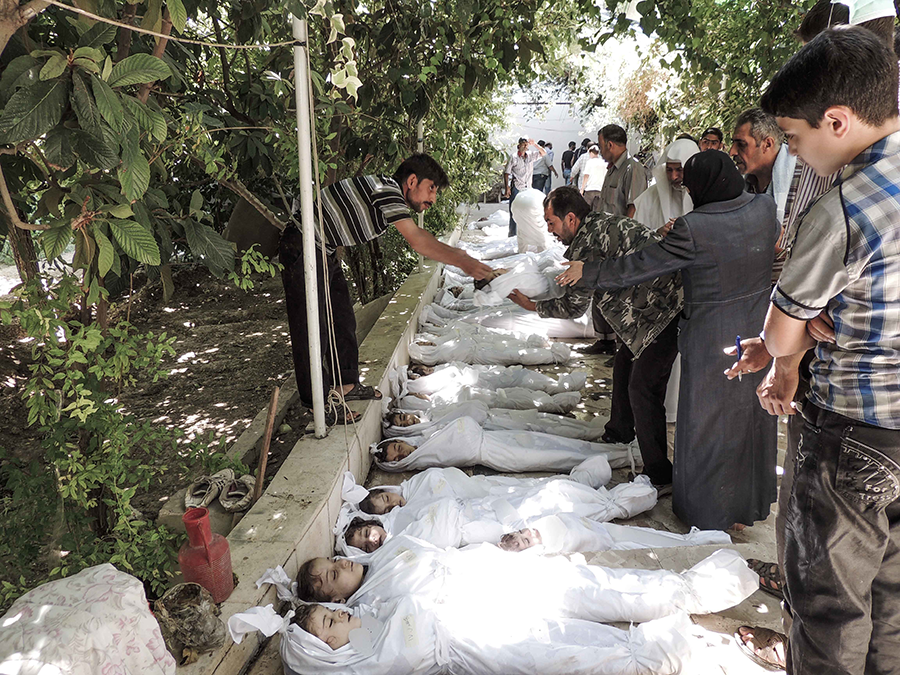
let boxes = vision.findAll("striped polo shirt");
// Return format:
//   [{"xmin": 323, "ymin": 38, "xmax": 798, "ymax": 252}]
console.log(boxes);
[
  {"xmin": 772, "ymin": 131, "xmax": 900, "ymax": 428},
  {"xmin": 314, "ymin": 175, "xmax": 412, "ymax": 252}
]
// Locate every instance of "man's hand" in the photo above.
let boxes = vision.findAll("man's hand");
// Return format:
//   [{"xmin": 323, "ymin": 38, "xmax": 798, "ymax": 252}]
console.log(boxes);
[
  {"xmin": 756, "ymin": 359, "xmax": 801, "ymax": 416},
  {"xmin": 460, "ymin": 257, "xmax": 494, "ymax": 280},
  {"xmin": 723, "ymin": 337, "xmax": 772, "ymax": 380},
  {"xmin": 806, "ymin": 311, "xmax": 835, "ymax": 343},
  {"xmin": 556, "ymin": 261, "xmax": 584, "ymax": 286},
  {"xmin": 508, "ymin": 289, "xmax": 537, "ymax": 312},
  {"xmin": 657, "ymin": 218, "xmax": 676, "ymax": 238}
]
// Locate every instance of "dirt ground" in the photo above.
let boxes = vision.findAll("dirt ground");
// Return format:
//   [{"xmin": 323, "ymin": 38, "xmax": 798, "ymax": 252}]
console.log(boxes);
[{"xmin": 0, "ymin": 265, "xmax": 310, "ymax": 523}]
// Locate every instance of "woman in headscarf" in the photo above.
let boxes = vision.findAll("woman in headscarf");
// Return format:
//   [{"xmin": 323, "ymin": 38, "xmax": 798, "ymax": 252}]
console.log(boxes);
[
  {"xmin": 632, "ymin": 138, "xmax": 700, "ymax": 234},
  {"xmin": 556, "ymin": 150, "xmax": 780, "ymax": 531}
]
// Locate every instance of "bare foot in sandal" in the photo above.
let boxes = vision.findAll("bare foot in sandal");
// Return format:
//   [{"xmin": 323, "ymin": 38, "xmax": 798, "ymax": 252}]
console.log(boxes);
[{"xmin": 735, "ymin": 625, "xmax": 787, "ymax": 671}]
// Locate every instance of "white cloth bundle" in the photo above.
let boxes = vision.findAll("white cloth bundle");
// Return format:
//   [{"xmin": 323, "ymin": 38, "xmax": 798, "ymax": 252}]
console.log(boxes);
[
  {"xmin": 473, "ymin": 257, "xmax": 551, "ymax": 307},
  {"xmin": 402, "ymin": 362, "xmax": 586, "ymax": 397},
  {"xmin": 467, "ymin": 209, "xmax": 510, "ymax": 230},
  {"xmin": 511, "ymin": 187, "xmax": 556, "ymax": 253},
  {"xmin": 423, "ymin": 303, "xmax": 596, "ymax": 339},
  {"xmin": 408, "ymin": 330, "xmax": 570, "ymax": 366}
]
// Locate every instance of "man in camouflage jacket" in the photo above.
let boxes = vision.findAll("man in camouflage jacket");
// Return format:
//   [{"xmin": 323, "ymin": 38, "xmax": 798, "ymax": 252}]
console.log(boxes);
[{"xmin": 509, "ymin": 186, "xmax": 682, "ymax": 489}]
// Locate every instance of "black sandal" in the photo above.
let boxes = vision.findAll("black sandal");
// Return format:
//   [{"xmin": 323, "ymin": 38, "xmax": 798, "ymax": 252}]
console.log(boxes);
[
  {"xmin": 747, "ymin": 558, "xmax": 784, "ymax": 599},
  {"xmin": 340, "ymin": 383, "xmax": 383, "ymax": 401}
]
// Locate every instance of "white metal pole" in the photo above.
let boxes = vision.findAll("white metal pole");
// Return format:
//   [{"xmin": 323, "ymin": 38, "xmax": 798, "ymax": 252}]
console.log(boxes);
[
  {"xmin": 416, "ymin": 118, "xmax": 425, "ymax": 272},
  {"xmin": 293, "ymin": 17, "xmax": 326, "ymax": 438}
]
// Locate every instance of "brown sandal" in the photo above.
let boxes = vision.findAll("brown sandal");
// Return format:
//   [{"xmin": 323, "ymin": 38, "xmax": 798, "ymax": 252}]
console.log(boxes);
[
  {"xmin": 734, "ymin": 625, "xmax": 787, "ymax": 671},
  {"xmin": 747, "ymin": 558, "xmax": 784, "ymax": 599}
]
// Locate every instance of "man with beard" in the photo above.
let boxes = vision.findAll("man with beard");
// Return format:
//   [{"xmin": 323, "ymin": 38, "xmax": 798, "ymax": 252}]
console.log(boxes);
[
  {"xmin": 280, "ymin": 154, "xmax": 492, "ymax": 425},
  {"xmin": 507, "ymin": 187, "xmax": 682, "ymax": 492}
]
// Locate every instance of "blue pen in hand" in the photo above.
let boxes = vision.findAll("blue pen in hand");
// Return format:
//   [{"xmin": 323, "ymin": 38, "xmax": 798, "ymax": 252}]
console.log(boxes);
[{"xmin": 735, "ymin": 335, "xmax": 743, "ymax": 381}]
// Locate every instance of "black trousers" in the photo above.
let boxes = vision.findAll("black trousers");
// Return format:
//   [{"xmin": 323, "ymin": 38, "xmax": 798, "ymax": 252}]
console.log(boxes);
[
  {"xmin": 279, "ymin": 227, "xmax": 359, "ymax": 407},
  {"xmin": 591, "ymin": 297, "xmax": 617, "ymax": 341},
  {"xmin": 604, "ymin": 318, "xmax": 679, "ymax": 485},
  {"xmin": 784, "ymin": 402, "xmax": 900, "ymax": 675}
]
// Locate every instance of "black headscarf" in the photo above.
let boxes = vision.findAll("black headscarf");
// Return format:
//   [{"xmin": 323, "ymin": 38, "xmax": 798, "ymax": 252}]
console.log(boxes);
[{"xmin": 683, "ymin": 149, "xmax": 745, "ymax": 208}]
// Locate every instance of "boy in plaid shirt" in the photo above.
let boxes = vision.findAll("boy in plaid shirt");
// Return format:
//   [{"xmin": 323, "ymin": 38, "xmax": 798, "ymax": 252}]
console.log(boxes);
[{"xmin": 755, "ymin": 27, "xmax": 900, "ymax": 674}]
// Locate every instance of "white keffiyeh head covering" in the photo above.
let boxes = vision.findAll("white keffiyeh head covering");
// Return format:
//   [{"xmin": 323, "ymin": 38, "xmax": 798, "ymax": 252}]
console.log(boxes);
[{"xmin": 652, "ymin": 138, "xmax": 700, "ymax": 224}]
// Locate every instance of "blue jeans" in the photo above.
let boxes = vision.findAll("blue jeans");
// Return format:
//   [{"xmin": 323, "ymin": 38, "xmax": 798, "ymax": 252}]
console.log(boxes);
[{"xmin": 784, "ymin": 401, "xmax": 900, "ymax": 674}]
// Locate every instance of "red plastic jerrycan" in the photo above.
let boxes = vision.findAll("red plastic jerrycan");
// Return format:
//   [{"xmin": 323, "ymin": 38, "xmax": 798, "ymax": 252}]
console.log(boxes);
[{"xmin": 179, "ymin": 507, "xmax": 234, "ymax": 603}]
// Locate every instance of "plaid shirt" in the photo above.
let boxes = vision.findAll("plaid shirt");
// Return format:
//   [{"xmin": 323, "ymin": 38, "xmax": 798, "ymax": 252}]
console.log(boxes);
[{"xmin": 772, "ymin": 131, "xmax": 900, "ymax": 428}]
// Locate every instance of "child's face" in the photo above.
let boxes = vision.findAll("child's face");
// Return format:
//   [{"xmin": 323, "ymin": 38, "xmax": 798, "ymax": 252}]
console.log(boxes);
[
  {"xmin": 384, "ymin": 441, "xmax": 414, "ymax": 462},
  {"xmin": 307, "ymin": 557, "xmax": 365, "ymax": 602},
  {"xmin": 368, "ymin": 491, "xmax": 406, "ymax": 514},
  {"xmin": 308, "ymin": 605, "xmax": 361, "ymax": 649},
  {"xmin": 777, "ymin": 115, "xmax": 846, "ymax": 177},
  {"xmin": 498, "ymin": 528, "xmax": 542, "ymax": 551},
  {"xmin": 391, "ymin": 412, "xmax": 421, "ymax": 427},
  {"xmin": 347, "ymin": 523, "xmax": 387, "ymax": 553}
]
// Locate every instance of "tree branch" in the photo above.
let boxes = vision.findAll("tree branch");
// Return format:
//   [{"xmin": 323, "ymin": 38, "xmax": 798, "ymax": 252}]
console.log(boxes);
[
  {"xmin": 137, "ymin": 7, "xmax": 173, "ymax": 103},
  {"xmin": 0, "ymin": 161, "xmax": 49, "ymax": 231},
  {"xmin": 115, "ymin": 2, "xmax": 138, "ymax": 63}
]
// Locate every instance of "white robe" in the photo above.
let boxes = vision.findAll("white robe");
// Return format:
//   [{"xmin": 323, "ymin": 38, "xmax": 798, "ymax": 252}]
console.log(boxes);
[{"xmin": 373, "ymin": 416, "xmax": 638, "ymax": 473}]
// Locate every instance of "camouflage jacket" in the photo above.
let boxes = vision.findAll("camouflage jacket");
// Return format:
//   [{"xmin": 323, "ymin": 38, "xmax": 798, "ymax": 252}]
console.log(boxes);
[{"xmin": 535, "ymin": 211, "xmax": 683, "ymax": 359}]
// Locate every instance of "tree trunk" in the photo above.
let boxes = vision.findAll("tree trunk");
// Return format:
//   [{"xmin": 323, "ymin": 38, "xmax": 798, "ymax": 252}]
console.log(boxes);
[
  {"xmin": 115, "ymin": 3, "xmax": 137, "ymax": 62},
  {"xmin": 6, "ymin": 215, "xmax": 38, "ymax": 283}
]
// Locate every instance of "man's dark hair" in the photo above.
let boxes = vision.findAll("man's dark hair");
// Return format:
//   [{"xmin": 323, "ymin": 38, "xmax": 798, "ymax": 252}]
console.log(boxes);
[
  {"xmin": 581, "ymin": 138, "xmax": 591, "ymax": 146},
  {"xmin": 538, "ymin": 140, "xmax": 545, "ymax": 146},
  {"xmin": 298, "ymin": 559, "xmax": 328, "ymax": 602},
  {"xmin": 359, "ymin": 488, "xmax": 388, "ymax": 514},
  {"xmin": 796, "ymin": 0, "xmax": 896, "ymax": 50},
  {"xmin": 393, "ymin": 153, "xmax": 450, "ymax": 190},
  {"xmin": 290, "ymin": 603, "xmax": 318, "ymax": 634},
  {"xmin": 675, "ymin": 132, "xmax": 698, "ymax": 143},
  {"xmin": 761, "ymin": 27, "xmax": 900, "ymax": 128},
  {"xmin": 598, "ymin": 124, "xmax": 627, "ymax": 145},
  {"xmin": 568, "ymin": 141, "xmax": 577, "ymax": 149},
  {"xmin": 345, "ymin": 517, "xmax": 380, "ymax": 544},
  {"xmin": 517, "ymin": 137, "xmax": 528, "ymax": 144},
  {"xmin": 701, "ymin": 127, "xmax": 724, "ymax": 142},
  {"xmin": 734, "ymin": 108, "xmax": 784, "ymax": 145},
  {"xmin": 544, "ymin": 186, "xmax": 590, "ymax": 222}
]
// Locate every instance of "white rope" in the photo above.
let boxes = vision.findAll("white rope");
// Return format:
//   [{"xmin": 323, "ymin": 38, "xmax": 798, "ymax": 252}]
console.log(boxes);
[{"xmin": 41, "ymin": 0, "xmax": 299, "ymax": 50}]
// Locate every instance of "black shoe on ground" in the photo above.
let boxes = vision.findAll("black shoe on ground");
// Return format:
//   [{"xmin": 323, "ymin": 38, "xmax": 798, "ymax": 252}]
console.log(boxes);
[{"xmin": 581, "ymin": 339, "xmax": 617, "ymax": 355}]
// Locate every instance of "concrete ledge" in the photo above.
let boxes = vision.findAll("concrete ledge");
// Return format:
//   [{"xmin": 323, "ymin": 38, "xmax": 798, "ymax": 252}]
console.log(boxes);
[{"xmin": 179, "ymin": 250, "xmax": 448, "ymax": 674}]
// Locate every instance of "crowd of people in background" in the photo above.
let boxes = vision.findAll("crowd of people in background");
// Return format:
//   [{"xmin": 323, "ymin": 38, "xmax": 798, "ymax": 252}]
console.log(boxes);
[{"xmin": 501, "ymin": 1, "xmax": 900, "ymax": 672}]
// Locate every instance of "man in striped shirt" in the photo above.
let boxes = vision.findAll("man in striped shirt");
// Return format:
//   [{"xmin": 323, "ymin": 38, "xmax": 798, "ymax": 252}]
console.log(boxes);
[{"xmin": 280, "ymin": 154, "xmax": 492, "ymax": 424}]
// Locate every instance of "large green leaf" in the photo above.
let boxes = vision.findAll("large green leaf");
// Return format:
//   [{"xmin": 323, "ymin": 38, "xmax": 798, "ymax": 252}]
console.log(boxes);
[
  {"xmin": 90, "ymin": 74, "xmax": 124, "ymax": 130},
  {"xmin": 95, "ymin": 229, "xmax": 115, "ymax": 277},
  {"xmin": 0, "ymin": 55, "xmax": 38, "ymax": 97},
  {"xmin": 118, "ymin": 126, "xmax": 150, "ymax": 202},
  {"xmin": 44, "ymin": 127, "xmax": 77, "ymax": 169},
  {"xmin": 108, "ymin": 219, "xmax": 160, "ymax": 265},
  {"xmin": 40, "ymin": 54, "xmax": 68, "ymax": 81},
  {"xmin": 167, "ymin": 0, "xmax": 187, "ymax": 33},
  {"xmin": 108, "ymin": 53, "xmax": 171, "ymax": 88},
  {"xmin": 78, "ymin": 23, "xmax": 117, "ymax": 48},
  {"xmin": 40, "ymin": 225, "xmax": 73, "ymax": 261},
  {"xmin": 71, "ymin": 128, "xmax": 120, "ymax": 171},
  {"xmin": 0, "ymin": 78, "xmax": 69, "ymax": 144},
  {"xmin": 122, "ymin": 96, "xmax": 166, "ymax": 142},
  {"xmin": 72, "ymin": 71, "xmax": 102, "ymax": 134},
  {"xmin": 183, "ymin": 220, "xmax": 236, "ymax": 277}
]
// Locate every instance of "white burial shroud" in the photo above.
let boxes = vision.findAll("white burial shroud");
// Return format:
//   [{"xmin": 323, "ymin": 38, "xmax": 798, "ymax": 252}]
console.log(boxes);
[{"xmin": 373, "ymin": 415, "xmax": 637, "ymax": 473}]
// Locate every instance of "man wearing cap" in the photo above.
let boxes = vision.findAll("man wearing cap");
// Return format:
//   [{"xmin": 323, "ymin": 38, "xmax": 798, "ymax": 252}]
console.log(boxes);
[{"xmin": 504, "ymin": 138, "xmax": 546, "ymax": 237}]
